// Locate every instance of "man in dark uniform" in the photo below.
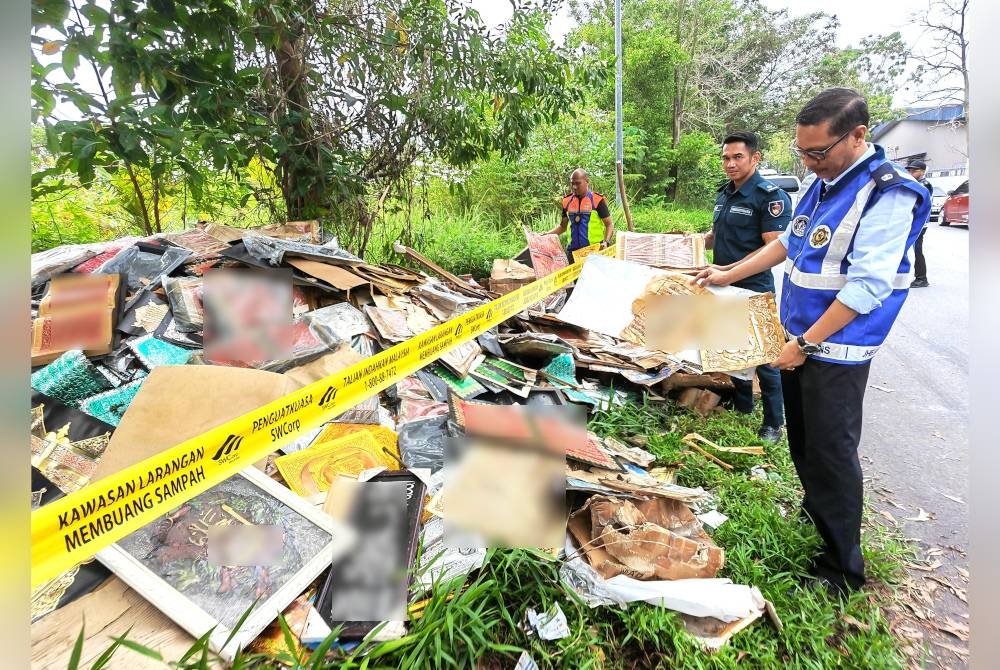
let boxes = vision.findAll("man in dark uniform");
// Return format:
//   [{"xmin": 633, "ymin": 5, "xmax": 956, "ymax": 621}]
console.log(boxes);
[
  {"xmin": 905, "ymin": 159, "xmax": 933, "ymax": 287},
  {"xmin": 705, "ymin": 130, "xmax": 792, "ymax": 444}
]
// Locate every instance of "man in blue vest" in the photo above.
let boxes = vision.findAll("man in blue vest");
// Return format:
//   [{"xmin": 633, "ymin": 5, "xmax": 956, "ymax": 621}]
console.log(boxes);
[
  {"xmin": 706, "ymin": 130, "xmax": 792, "ymax": 444},
  {"xmin": 693, "ymin": 88, "xmax": 930, "ymax": 595}
]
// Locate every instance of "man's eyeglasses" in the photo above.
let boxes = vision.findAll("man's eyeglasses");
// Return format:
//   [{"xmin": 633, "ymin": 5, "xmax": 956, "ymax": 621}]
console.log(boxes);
[{"xmin": 790, "ymin": 128, "xmax": 856, "ymax": 161}]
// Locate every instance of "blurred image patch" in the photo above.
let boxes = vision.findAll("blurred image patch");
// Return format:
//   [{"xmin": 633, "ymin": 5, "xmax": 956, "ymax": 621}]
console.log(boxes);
[
  {"xmin": 439, "ymin": 400, "xmax": 576, "ymax": 550},
  {"xmin": 643, "ymin": 294, "xmax": 749, "ymax": 352},
  {"xmin": 203, "ymin": 269, "xmax": 293, "ymax": 367}
]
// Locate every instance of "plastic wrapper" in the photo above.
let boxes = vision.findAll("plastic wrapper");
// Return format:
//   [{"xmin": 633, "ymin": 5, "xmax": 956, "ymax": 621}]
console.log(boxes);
[
  {"xmin": 413, "ymin": 515, "xmax": 487, "ymax": 595},
  {"xmin": 161, "ymin": 276, "xmax": 205, "ymax": 332},
  {"xmin": 303, "ymin": 302, "xmax": 372, "ymax": 346},
  {"xmin": 560, "ymin": 536, "xmax": 764, "ymax": 621},
  {"xmin": 241, "ymin": 233, "xmax": 362, "ymax": 267},
  {"xmin": 256, "ymin": 319, "xmax": 330, "ymax": 373},
  {"xmin": 397, "ymin": 415, "xmax": 448, "ymax": 473},
  {"xmin": 99, "ymin": 243, "xmax": 191, "ymax": 294},
  {"xmin": 31, "ymin": 240, "xmax": 136, "ymax": 285},
  {"xmin": 31, "ymin": 350, "xmax": 115, "ymax": 408}
]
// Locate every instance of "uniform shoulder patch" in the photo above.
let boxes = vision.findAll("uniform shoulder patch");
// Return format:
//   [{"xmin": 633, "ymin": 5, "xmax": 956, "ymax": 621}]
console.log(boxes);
[
  {"xmin": 757, "ymin": 181, "xmax": 779, "ymax": 193},
  {"xmin": 871, "ymin": 163, "xmax": 902, "ymax": 191},
  {"xmin": 768, "ymin": 200, "xmax": 785, "ymax": 217}
]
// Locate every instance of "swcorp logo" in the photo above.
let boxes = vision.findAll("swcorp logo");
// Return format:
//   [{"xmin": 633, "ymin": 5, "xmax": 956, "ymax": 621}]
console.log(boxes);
[
  {"xmin": 318, "ymin": 386, "xmax": 338, "ymax": 407},
  {"xmin": 212, "ymin": 434, "xmax": 244, "ymax": 461}
]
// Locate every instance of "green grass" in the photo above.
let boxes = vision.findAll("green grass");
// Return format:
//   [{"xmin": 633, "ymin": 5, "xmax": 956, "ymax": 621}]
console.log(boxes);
[
  {"xmin": 80, "ymin": 399, "xmax": 911, "ymax": 670},
  {"xmin": 364, "ymin": 202, "xmax": 714, "ymax": 280}
]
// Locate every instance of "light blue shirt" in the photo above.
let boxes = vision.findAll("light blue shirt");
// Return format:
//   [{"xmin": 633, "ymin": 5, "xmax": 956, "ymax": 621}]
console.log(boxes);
[{"xmin": 779, "ymin": 144, "xmax": 919, "ymax": 315}]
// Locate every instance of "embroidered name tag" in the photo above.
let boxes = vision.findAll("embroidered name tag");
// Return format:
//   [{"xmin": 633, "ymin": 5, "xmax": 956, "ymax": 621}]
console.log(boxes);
[{"xmin": 729, "ymin": 206, "xmax": 753, "ymax": 216}]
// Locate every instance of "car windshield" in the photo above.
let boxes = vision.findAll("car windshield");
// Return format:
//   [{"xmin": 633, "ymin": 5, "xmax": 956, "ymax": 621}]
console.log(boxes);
[
  {"xmin": 951, "ymin": 180, "xmax": 969, "ymax": 195},
  {"xmin": 769, "ymin": 176, "xmax": 800, "ymax": 193}
]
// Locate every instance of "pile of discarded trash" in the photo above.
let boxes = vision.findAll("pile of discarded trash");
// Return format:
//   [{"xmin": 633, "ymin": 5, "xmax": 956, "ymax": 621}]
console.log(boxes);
[{"xmin": 29, "ymin": 221, "xmax": 785, "ymax": 664}]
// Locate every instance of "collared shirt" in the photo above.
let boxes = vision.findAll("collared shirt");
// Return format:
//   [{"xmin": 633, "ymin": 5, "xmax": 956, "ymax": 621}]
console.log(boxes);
[
  {"xmin": 823, "ymin": 144, "xmax": 875, "ymax": 188},
  {"xmin": 712, "ymin": 170, "xmax": 791, "ymax": 292},
  {"xmin": 779, "ymin": 143, "xmax": 919, "ymax": 315}
]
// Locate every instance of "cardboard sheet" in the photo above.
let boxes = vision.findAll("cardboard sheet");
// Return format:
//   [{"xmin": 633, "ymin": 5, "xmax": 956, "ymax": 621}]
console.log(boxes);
[{"xmin": 93, "ymin": 366, "xmax": 297, "ymax": 480}]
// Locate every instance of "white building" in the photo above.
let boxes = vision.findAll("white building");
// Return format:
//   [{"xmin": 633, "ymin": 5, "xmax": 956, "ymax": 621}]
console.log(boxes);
[{"xmin": 870, "ymin": 104, "xmax": 967, "ymax": 178}]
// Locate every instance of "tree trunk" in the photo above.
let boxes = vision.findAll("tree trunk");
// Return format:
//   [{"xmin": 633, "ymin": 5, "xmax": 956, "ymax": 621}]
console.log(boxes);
[{"xmin": 269, "ymin": 16, "xmax": 325, "ymax": 222}]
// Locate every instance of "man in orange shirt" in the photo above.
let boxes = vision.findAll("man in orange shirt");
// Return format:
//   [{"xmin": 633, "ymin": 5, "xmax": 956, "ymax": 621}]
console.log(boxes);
[{"xmin": 546, "ymin": 168, "xmax": 614, "ymax": 261}]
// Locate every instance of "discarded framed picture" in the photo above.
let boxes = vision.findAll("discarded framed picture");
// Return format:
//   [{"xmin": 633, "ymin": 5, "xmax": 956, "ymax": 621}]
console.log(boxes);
[
  {"xmin": 315, "ymin": 469, "xmax": 427, "ymax": 640},
  {"xmin": 96, "ymin": 467, "xmax": 343, "ymax": 661}
]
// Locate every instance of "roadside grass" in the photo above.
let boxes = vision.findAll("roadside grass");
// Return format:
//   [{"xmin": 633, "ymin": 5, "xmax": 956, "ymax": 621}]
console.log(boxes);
[
  {"xmin": 82, "ymin": 397, "xmax": 911, "ymax": 670},
  {"xmin": 369, "ymin": 202, "xmax": 714, "ymax": 279}
]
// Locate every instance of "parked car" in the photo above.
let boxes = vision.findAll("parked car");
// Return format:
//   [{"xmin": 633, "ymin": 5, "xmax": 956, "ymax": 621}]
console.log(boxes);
[
  {"xmin": 929, "ymin": 176, "xmax": 967, "ymax": 222},
  {"xmin": 940, "ymin": 179, "xmax": 969, "ymax": 226},
  {"xmin": 759, "ymin": 171, "xmax": 803, "ymax": 209}
]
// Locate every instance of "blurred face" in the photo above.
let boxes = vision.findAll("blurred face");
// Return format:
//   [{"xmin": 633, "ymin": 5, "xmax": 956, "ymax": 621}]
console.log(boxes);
[
  {"xmin": 793, "ymin": 121, "xmax": 868, "ymax": 181},
  {"xmin": 907, "ymin": 167, "xmax": 926, "ymax": 180},
  {"xmin": 721, "ymin": 142, "xmax": 759, "ymax": 186},
  {"xmin": 570, "ymin": 172, "xmax": 589, "ymax": 196}
]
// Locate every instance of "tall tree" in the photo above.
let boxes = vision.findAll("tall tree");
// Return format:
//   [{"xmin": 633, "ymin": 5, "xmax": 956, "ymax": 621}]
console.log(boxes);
[
  {"xmin": 32, "ymin": 0, "xmax": 587, "ymax": 253},
  {"xmin": 907, "ymin": 0, "xmax": 969, "ymax": 118}
]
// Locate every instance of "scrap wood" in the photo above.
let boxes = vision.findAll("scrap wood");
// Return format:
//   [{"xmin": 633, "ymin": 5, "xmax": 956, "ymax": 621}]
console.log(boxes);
[
  {"xmin": 680, "ymin": 435, "xmax": 733, "ymax": 471},
  {"xmin": 679, "ymin": 606, "xmax": 767, "ymax": 653},
  {"xmin": 682, "ymin": 432, "xmax": 765, "ymax": 456},
  {"xmin": 661, "ymin": 372, "xmax": 735, "ymax": 392}
]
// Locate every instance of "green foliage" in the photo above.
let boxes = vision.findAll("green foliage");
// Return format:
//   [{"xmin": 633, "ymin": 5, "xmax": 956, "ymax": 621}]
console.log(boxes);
[
  {"xmin": 32, "ymin": 0, "xmax": 589, "ymax": 252},
  {"xmin": 653, "ymin": 131, "xmax": 724, "ymax": 206},
  {"xmin": 568, "ymin": 0, "xmax": 910, "ymax": 191}
]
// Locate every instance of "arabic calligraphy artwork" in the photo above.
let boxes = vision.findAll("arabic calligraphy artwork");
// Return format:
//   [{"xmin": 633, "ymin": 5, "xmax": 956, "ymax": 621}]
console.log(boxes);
[
  {"xmin": 699, "ymin": 292, "xmax": 784, "ymax": 372},
  {"xmin": 615, "ymin": 231, "xmax": 707, "ymax": 269},
  {"xmin": 96, "ymin": 468, "xmax": 339, "ymax": 661}
]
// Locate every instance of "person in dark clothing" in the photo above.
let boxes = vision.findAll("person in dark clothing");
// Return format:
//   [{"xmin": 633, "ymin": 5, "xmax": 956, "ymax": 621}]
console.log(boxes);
[
  {"xmin": 905, "ymin": 159, "xmax": 933, "ymax": 287},
  {"xmin": 705, "ymin": 130, "xmax": 792, "ymax": 444}
]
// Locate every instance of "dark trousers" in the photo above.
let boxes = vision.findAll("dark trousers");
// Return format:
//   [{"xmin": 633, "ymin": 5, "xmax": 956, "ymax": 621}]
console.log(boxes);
[
  {"xmin": 733, "ymin": 364, "xmax": 784, "ymax": 428},
  {"xmin": 913, "ymin": 227, "xmax": 927, "ymax": 280},
  {"xmin": 782, "ymin": 358, "xmax": 871, "ymax": 589}
]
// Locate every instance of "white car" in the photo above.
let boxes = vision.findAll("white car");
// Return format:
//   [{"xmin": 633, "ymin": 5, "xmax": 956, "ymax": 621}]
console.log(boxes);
[{"xmin": 763, "ymin": 173, "xmax": 803, "ymax": 210}]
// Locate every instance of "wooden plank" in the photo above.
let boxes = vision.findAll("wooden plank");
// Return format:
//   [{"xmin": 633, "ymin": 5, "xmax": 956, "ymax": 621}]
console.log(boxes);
[{"xmin": 31, "ymin": 576, "xmax": 205, "ymax": 669}]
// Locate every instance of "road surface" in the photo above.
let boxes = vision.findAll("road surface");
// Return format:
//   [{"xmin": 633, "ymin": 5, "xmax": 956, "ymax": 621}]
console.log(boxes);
[{"xmin": 774, "ymin": 222, "xmax": 969, "ymax": 667}]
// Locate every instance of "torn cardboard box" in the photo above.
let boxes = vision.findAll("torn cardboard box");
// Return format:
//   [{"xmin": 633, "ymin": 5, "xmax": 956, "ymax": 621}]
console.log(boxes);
[{"xmin": 568, "ymin": 495, "xmax": 724, "ymax": 581}]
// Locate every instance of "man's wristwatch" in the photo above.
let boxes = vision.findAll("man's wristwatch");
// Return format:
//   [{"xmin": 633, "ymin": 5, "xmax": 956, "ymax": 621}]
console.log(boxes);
[{"xmin": 795, "ymin": 335, "xmax": 821, "ymax": 355}]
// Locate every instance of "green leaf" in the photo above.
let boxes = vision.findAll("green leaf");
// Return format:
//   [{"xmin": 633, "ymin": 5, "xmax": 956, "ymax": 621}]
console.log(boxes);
[
  {"xmin": 67, "ymin": 625, "xmax": 85, "ymax": 670},
  {"xmin": 79, "ymin": 3, "xmax": 111, "ymax": 27},
  {"xmin": 62, "ymin": 43, "xmax": 80, "ymax": 78},
  {"xmin": 89, "ymin": 625, "xmax": 131, "ymax": 670}
]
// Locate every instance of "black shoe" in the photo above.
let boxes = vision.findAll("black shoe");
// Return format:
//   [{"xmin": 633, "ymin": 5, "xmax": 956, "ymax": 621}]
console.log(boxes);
[
  {"xmin": 800, "ymin": 575, "xmax": 848, "ymax": 599},
  {"xmin": 758, "ymin": 425, "xmax": 783, "ymax": 444},
  {"xmin": 910, "ymin": 278, "xmax": 929, "ymax": 288}
]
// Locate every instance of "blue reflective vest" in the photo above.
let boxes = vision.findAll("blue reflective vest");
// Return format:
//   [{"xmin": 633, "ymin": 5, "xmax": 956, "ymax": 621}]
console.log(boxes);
[{"xmin": 781, "ymin": 145, "xmax": 931, "ymax": 364}]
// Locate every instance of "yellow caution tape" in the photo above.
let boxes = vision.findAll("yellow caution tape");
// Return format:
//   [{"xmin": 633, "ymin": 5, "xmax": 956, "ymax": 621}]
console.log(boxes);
[{"xmin": 30, "ymin": 246, "xmax": 616, "ymax": 588}]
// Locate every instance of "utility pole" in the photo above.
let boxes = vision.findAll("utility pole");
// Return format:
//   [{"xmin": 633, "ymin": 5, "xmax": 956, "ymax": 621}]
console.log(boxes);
[{"xmin": 614, "ymin": 0, "xmax": 623, "ymax": 206}]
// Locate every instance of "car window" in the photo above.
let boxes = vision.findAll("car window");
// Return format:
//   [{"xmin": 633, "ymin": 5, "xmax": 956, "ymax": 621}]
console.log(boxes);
[
  {"xmin": 951, "ymin": 181, "xmax": 969, "ymax": 195},
  {"xmin": 769, "ymin": 176, "xmax": 800, "ymax": 193}
]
